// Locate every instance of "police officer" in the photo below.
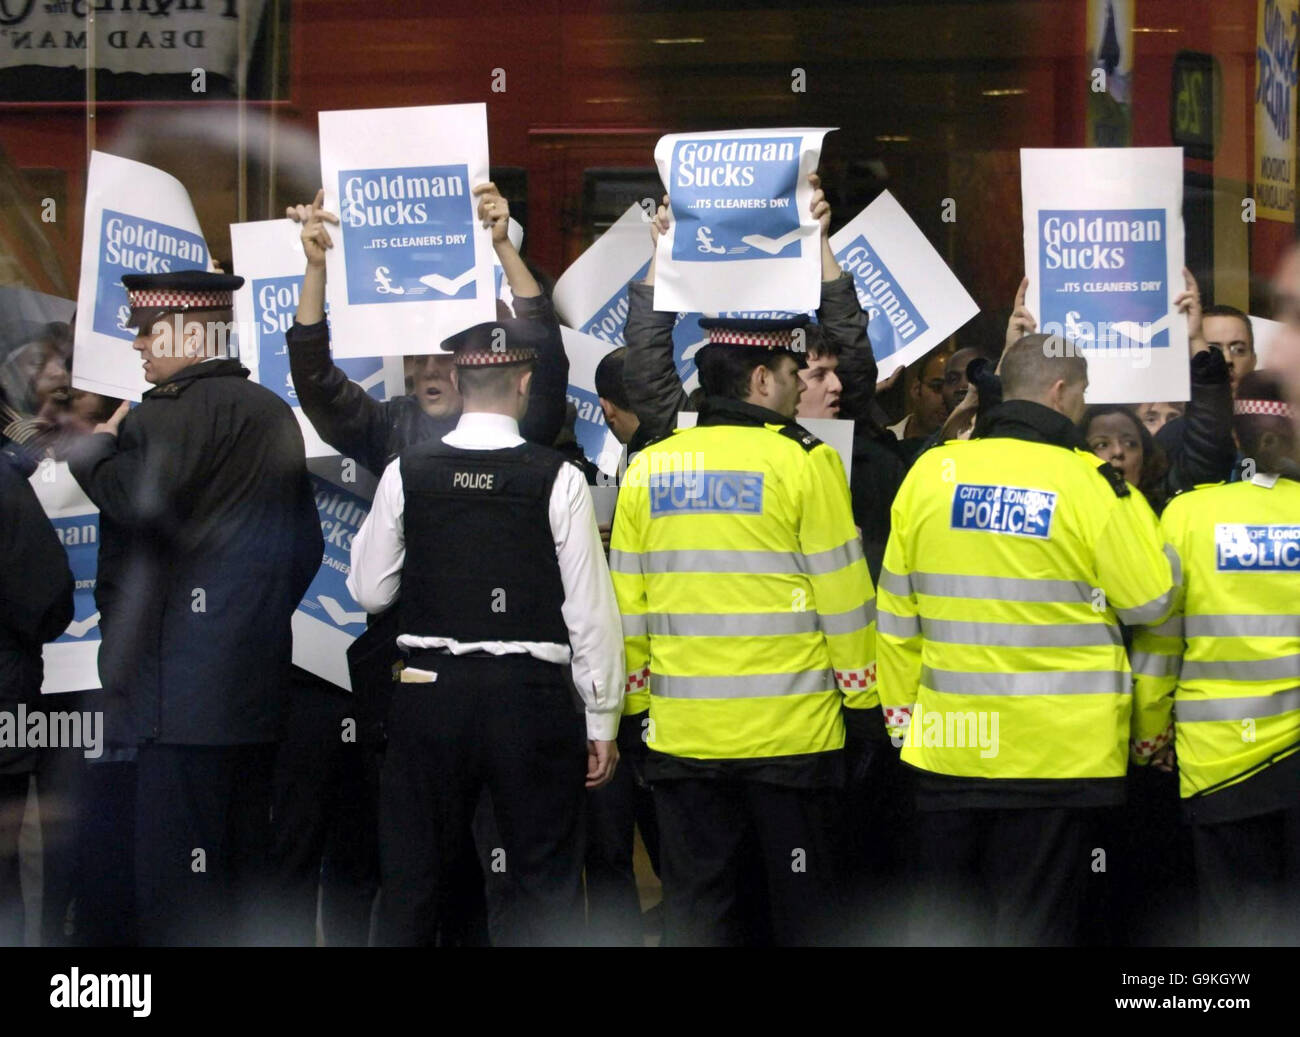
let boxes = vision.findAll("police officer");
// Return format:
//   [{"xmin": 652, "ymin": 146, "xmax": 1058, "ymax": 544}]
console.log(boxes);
[
  {"xmin": 1131, "ymin": 371, "xmax": 1300, "ymax": 945},
  {"xmin": 66, "ymin": 271, "xmax": 323, "ymax": 946},
  {"xmin": 347, "ymin": 319, "xmax": 624, "ymax": 947},
  {"xmin": 877, "ymin": 334, "xmax": 1177, "ymax": 946},
  {"xmin": 610, "ymin": 316, "xmax": 876, "ymax": 947},
  {"xmin": 284, "ymin": 186, "xmax": 569, "ymax": 945}
]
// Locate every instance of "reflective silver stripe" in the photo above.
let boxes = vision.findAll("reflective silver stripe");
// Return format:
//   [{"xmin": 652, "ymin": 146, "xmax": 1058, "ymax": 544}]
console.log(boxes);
[
  {"xmin": 878, "ymin": 567, "xmax": 912, "ymax": 597},
  {"xmin": 1115, "ymin": 585, "xmax": 1175, "ymax": 626},
  {"xmin": 608, "ymin": 549, "xmax": 641, "ymax": 574},
  {"xmin": 1177, "ymin": 686, "xmax": 1300, "ymax": 723},
  {"xmin": 921, "ymin": 666, "xmax": 1129, "ymax": 695},
  {"xmin": 1179, "ymin": 654, "xmax": 1300, "ymax": 682},
  {"xmin": 620, "ymin": 614, "xmax": 647, "ymax": 638},
  {"xmin": 877, "ymin": 609, "xmax": 921, "ymax": 639},
  {"xmin": 1129, "ymin": 651, "xmax": 1180, "ymax": 677},
  {"xmin": 653, "ymin": 668, "xmax": 838, "ymax": 699},
  {"xmin": 910, "ymin": 572, "xmax": 1093, "ymax": 603},
  {"xmin": 803, "ymin": 538, "xmax": 865, "ymax": 575},
  {"xmin": 1164, "ymin": 542, "xmax": 1183, "ymax": 589},
  {"xmin": 637, "ymin": 549, "xmax": 804, "ymax": 575},
  {"xmin": 645, "ymin": 611, "xmax": 819, "ymax": 637},
  {"xmin": 820, "ymin": 600, "xmax": 876, "ymax": 636},
  {"xmin": 1185, "ymin": 614, "xmax": 1300, "ymax": 639},
  {"xmin": 1146, "ymin": 613, "xmax": 1184, "ymax": 639},
  {"xmin": 920, "ymin": 617, "xmax": 1122, "ymax": 648}
]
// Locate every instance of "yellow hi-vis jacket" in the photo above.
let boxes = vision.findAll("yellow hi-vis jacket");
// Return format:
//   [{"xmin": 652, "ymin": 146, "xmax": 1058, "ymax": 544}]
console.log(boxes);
[
  {"xmin": 609, "ymin": 419, "xmax": 876, "ymax": 762},
  {"xmin": 877, "ymin": 436, "xmax": 1177, "ymax": 781},
  {"xmin": 1131, "ymin": 476, "xmax": 1300, "ymax": 798}
]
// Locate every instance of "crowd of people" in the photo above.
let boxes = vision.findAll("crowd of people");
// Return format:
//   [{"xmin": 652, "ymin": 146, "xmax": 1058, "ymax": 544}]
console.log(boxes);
[{"xmin": 1, "ymin": 172, "xmax": 1298, "ymax": 948}]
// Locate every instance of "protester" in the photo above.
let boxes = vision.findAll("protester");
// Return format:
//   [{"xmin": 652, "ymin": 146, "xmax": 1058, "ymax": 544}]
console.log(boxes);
[
  {"xmin": 623, "ymin": 173, "xmax": 876, "ymax": 444},
  {"xmin": 1134, "ymin": 400, "xmax": 1184, "ymax": 435}
]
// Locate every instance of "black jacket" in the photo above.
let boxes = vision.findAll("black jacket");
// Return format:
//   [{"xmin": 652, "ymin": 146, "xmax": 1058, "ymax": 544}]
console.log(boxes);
[
  {"xmin": 285, "ymin": 293, "xmax": 569, "ymax": 478},
  {"xmin": 0, "ymin": 442, "xmax": 74, "ymax": 772},
  {"xmin": 623, "ymin": 271, "xmax": 876, "ymax": 447},
  {"xmin": 67, "ymin": 360, "xmax": 323, "ymax": 746},
  {"xmin": 1155, "ymin": 348, "xmax": 1236, "ymax": 495}
]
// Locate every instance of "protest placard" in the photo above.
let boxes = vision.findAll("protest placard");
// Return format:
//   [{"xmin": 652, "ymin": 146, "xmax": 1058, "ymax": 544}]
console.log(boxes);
[
  {"xmin": 562, "ymin": 326, "xmax": 624, "ymax": 478},
  {"xmin": 31, "ymin": 461, "xmax": 101, "ymax": 694},
  {"xmin": 1021, "ymin": 147, "xmax": 1190, "ymax": 403},
  {"xmin": 319, "ymin": 104, "xmax": 495, "ymax": 359},
  {"xmin": 230, "ymin": 219, "xmax": 403, "ymax": 458},
  {"xmin": 830, "ymin": 190, "xmax": 978, "ymax": 374},
  {"xmin": 291, "ymin": 455, "xmax": 379, "ymax": 690},
  {"xmin": 1250, "ymin": 314, "xmax": 1284, "ymax": 369},
  {"xmin": 74, "ymin": 151, "xmax": 210, "ymax": 402},
  {"xmin": 653, "ymin": 128, "xmax": 834, "ymax": 313}
]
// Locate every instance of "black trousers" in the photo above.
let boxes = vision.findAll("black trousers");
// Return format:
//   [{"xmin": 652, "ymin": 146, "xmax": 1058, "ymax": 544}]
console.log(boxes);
[
  {"xmin": 75, "ymin": 759, "xmax": 137, "ymax": 947},
  {"xmin": 911, "ymin": 806, "xmax": 1097, "ymax": 946},
  {"xmin": 134, "ymin": 742, "xmax": 277, "ymax": 947},
  {"xmin": 269, "ymin": 678, "xmax": 381, "ymax": 946},
  {"xmin": 1192, "ymin": 805, "xmax": 1300, "ymax": 946},
  {"xmin": 0, "ymin": 771, "xmax": 30, "ymax": 947},
  {"xmin": 377, "ymin": 654, "xmax": 587, "ymax": 947},
  {"xmin": 840, "ymin": 726, "xmax": 914, "ymax": 945},
  {"xmin": 583, "ymin": 709, "xmax": 660, "ymax": 946},
  {"xmin": 653, "ymin": 776, "xmax": 844, "ymax": 947}
]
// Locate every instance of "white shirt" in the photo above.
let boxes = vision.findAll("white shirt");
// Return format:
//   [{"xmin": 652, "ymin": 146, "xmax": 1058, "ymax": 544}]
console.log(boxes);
[
  {"xmin": 347, "ymin": 411, "xmax": 626, "ymax": 741},
  {"xmin": 886, "ymin": 414, "xmax": 913, "ymax": 440}
]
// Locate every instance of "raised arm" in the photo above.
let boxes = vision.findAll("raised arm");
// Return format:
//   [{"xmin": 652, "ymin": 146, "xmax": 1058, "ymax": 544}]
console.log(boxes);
[
  {"xmin": 286, "ymin": 190, "xmax": 398, "ymax": 476},
  {"xmin": 624, "ymin": 194, "xmax": 688, "ymax": 443}
]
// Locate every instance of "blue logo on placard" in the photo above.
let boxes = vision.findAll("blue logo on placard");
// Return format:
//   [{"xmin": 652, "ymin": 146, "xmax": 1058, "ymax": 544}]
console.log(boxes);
[
  {"xmin": 670, "ymin": 137, "xmax": 802, "ymax": 263},
  {"xmin": 52, "ymin": 514, "xmax": 100, "ymax": 643},
  {"xmin": 1038, "ymin": 208, "xmax": 1168, "ymax": 350},
  {"xmin": 339, "ymin": 165, "xmax": 476, "ymax": 305},
  {"xmin": 1215, "ymin": 524, "xmax": 1300, "ymax": 571},
  {"xmin": 296, "ymin": 477, "xmax": 371, "ymax": 634},
  {"xmin": 94, "ymin": 210, "xmax": 208, "ymax": 340},
  {"xmin": 253, "ymin": 277, "xmax": 383, "ymax": 407},
  {"xmin": 649, "ymin": 470, "xmax": 764, "ymax": 516},
  {"xmin": 951, "ymin": 484, "xmax": 1057, "ymax": 539},
  {"xmin": 835, "ymin": 234, "xmax": 930, "ymax": 362},
  {"xmin": 568, "ymin": 384, "xmax": 613, "ymax": 470}
]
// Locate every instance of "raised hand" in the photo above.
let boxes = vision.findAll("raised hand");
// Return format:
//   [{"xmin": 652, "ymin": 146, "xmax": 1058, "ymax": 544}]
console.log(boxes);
[{"xmin": 287, "ymin": 188, "xmax": 338, "ymax": 269}]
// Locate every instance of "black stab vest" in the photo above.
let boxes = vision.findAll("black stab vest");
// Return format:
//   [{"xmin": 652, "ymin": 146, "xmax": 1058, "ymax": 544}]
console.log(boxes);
[{"xmin": 398, "ymin": 440, "xmax": 569, "ymax": 644}]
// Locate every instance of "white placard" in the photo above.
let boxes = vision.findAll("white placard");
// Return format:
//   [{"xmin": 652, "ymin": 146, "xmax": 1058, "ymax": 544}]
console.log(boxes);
[
  {"xmin": 676, "ymin": 412, "xmax": 854, "ymax": 482},
  {"xmin": 31, "ymin": 462, "xmax": 101, "ymax": 694},
  {"xmin": 230, "ymin": 219, "xmax": 404, "ymax": 457},
  {"xmin": 554, "ymin": 203, "xmax": 652, "ymax": 343},
  {"xmin": 292, "ymin": 455, "xmax": 380, "ymax": 690},
  {"xmin": 1021, "ymin": 147, "xmax": 1190, "ymax": 404},
  {"xmin": 1249, "ymin": 314, "xmax": 1284, "ymax": 370},
  {"xmin": 653, "ymin": 128, "xmax": 834, "ymax": 313},
  {"xmin": 319, "ymin": 104, "xmax": 495, "ymax": 359},
  {"xmin": 562, "ymin": 326, "xmax": 623, "ymax": 477},
  {"xmin": 830, "ymin": 190, "xmax": 979, "ymax": 374},
  {"xmin": 74, "ymin": 151, "xmax": 210, "ymax": 402}
]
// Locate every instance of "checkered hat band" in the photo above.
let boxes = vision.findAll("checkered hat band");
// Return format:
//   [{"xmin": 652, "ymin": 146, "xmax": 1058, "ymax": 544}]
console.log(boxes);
[
  {"xmin": 127, "ymin": 289, "xmax": 232, "ymax": 310},
  {"xmin": 707, "ymin": 328, "xmax": 795, "ymax": 348},
  {"xmin": 455, "ymin": 349, "xmax": 537, "ymax": 367},
  {"xmin": 1234, "ymin": 398, "xmax": 1295, "ymax": 419}
]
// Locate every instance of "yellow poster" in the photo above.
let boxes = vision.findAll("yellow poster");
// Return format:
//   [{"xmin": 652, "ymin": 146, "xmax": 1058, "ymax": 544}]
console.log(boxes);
[
  {"xmin": 1256, "ymin": 0, "xmax": 1299, "ymax": 222},
  {"xmin": 1087, "ymin": 0, "xmax": 1133, "ymax": 147}
]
